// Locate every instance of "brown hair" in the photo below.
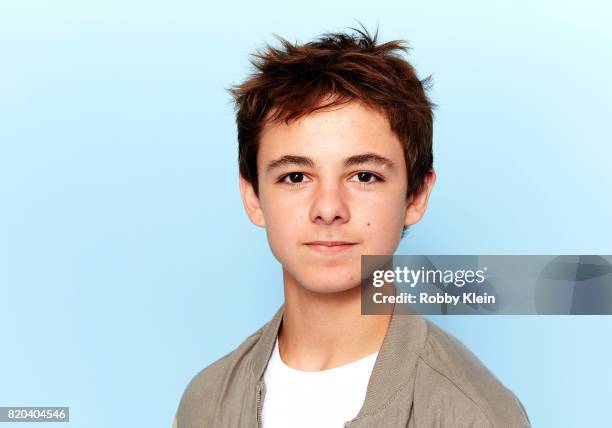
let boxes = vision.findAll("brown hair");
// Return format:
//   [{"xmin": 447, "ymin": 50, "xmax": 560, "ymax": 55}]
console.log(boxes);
[{"xmin": 230, "ymin": 26, "xmax": 434, "ymax": 232}]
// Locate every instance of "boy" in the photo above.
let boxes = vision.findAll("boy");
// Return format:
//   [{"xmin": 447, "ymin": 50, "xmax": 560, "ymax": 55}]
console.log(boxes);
[{"xmin": 173, "ymin": 27, "xmax": 531, "ymax": 427}]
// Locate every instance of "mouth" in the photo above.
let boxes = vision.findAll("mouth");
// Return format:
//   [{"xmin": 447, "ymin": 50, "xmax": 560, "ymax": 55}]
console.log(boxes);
[{"xmin": 304, "ymin": 241, "xmax": 358, "ymax": 254}]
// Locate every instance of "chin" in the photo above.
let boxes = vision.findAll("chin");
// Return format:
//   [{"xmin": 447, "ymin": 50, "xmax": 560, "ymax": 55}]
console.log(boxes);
[{"xmin": 294, "ymin": 270, "xmax": 361, "ymax": 294}]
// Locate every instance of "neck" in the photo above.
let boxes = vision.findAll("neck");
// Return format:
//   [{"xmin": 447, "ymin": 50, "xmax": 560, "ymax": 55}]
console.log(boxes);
[{"xmin": 278, "ymin": 268, "xmax": 391, "ymax": 371}]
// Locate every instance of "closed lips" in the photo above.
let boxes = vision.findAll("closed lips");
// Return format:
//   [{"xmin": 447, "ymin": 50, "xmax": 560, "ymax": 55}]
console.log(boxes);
[
  {"xmin": 305, "ymin": 241, "xmax": 355, "ymax": 246},
  {"xmin": 304, "ymin": 241, "xmax": 357, "ymax": 253}
]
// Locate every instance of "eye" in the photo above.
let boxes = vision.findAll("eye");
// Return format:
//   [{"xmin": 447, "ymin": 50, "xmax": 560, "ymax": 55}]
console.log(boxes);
[
  {"xmin": 279, "ymin": 172, "xmax": 311, "ymax": 187},
  {"xmin": 284, "ymin": 172, "xmax": 305, "ymax": 183},
  {"xmin": 349, "ymin": 171, "xmax": 382, "ymax": 184}
]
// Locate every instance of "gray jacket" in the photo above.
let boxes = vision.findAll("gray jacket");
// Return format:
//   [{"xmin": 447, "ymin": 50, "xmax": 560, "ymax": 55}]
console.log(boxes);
[{"xmin": 174, "ymin": 305, "xmax": 531, "ymax": 427}]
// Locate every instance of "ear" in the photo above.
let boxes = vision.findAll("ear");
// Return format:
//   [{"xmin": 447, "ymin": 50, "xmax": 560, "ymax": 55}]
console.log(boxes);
[
  {"xmin": 404, "ymin": 169, "xmax": 436, "ymax": 227},
  {"xmin": 239, "ymin": 174, "xmax": 266, "ymax": 228}
]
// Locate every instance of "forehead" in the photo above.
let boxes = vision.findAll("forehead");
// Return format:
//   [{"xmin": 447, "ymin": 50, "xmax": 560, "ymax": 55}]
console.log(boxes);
[{"xmin": 258, "ymin": 101, "xmax": 403, "ymax": 163}]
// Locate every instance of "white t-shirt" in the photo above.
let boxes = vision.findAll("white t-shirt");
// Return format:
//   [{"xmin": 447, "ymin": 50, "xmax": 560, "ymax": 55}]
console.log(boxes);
[{"xmin": 262, "ymin": 338, "xmax": 378, "ymax": 428}]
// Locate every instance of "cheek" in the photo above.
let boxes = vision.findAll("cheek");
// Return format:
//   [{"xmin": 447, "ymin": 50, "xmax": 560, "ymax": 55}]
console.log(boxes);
[
  {"xmin": 358, "ymin": 199, "xmax": 405, "ymax": 251},
  {"xmin": 266, "ymin": 202, "xmax": 304, "ymax": 233},
  {"xmin": 262, "ymin": 199, "xmax": 306, "ymax": 257}
]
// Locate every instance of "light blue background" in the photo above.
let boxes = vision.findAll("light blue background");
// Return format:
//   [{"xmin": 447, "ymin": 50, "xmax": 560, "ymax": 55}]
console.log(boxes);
[{"xmin": 1, "ymin": 1, "xmax": 611, "ymax": 427}]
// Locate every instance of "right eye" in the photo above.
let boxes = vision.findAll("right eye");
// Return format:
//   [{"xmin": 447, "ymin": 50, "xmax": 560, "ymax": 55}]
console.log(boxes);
[
  {"xmin": 282, "ymin": 172, "xmax": 306, "ymax": 183},
  {"xmin": 279, "ymin": 172, "xmax": 311, "ymax": 188}
]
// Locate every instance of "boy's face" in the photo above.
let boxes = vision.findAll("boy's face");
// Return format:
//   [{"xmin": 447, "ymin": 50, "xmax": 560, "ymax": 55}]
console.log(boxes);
[{"xmin": 240, "ymin": 100, "xmax": 435, "ymax": 294}]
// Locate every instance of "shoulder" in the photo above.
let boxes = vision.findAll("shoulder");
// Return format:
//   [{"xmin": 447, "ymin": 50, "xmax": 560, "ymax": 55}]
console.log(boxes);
[
  {"xmin": 414, "ymin": 319, "xmax": 531, "ymax": 427},
  {"xmin": 175, "ymin": 321, "xmax": 268, "ymax": 427}
]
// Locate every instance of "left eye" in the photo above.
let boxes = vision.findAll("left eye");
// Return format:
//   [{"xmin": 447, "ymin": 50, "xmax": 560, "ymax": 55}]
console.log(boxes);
[{"xmin": 350, "ymin": 172, "xmax": 380, "ymax": 183}]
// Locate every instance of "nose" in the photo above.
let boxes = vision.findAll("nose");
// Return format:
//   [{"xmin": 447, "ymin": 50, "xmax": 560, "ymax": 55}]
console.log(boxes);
[{"xmin": 309, "ymin": 181, "xmax": 351, "ymax": 226}]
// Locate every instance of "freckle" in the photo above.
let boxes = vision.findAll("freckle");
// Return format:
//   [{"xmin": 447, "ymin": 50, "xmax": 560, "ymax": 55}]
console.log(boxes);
[{"xmin": 367, "ymin": 222, "xmax": 371, "ymax": 226}]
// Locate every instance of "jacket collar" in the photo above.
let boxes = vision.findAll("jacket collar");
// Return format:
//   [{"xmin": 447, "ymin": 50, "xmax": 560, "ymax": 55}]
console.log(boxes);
[{"xmin": 249, "ymin": 303, "xmax": 429, "ymax": 417}]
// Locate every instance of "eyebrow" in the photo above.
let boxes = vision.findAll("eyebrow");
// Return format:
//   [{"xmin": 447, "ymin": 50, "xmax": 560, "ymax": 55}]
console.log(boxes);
[
  {"xmin": 266, "ymin": 155, "xmax": 315, "ymax": 172},
  {"xmin": 344, "ymin": 153, "xmax": 396, "ymax": 169},
  {"xmin": 266, "ymin": 152, "xmax": 396, "ymax": 173}
]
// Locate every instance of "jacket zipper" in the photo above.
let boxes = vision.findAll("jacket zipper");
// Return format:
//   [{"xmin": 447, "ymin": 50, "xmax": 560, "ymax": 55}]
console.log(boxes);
[{"xmin": 256, "ymin": 381, "xmax": 266, "ymax": 428}]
